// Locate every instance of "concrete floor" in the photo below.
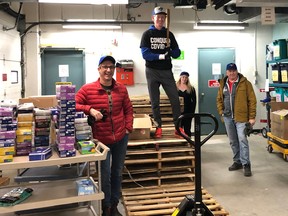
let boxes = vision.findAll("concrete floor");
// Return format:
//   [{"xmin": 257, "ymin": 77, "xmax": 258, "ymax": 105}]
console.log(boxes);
[
  {"xmin": 2, "ymin": 133, "xmax": 288, "ymax": 216},
  {"xmin": 201, "ymin": 133, "xmax": 288, "ymax": 216}
]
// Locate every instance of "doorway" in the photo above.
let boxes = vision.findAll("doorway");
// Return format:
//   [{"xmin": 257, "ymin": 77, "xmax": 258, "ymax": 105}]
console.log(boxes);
[
  {"xmin": 41, "ymin": 48, "xmax": 85, "ymax": 95},
  {"xmin": 198, "ymin": 48, "xmax": 235, "ymax": 135}
]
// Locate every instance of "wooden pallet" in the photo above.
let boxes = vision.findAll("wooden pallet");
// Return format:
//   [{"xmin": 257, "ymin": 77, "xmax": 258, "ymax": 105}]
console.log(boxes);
[
  {"xmin": 130, "ymin": 95, "xmax": 184, "ymax": 106},
  {"xmin": 130, "ymin": 95, "xmax": 184, "ymax": 127},
  {"xmin": 122, "ymin": 183, "xmax": 229, "ymax": 216},
  {"xmin": 124, "ymin": 138, "xmax": 195, "ymax": 188}
]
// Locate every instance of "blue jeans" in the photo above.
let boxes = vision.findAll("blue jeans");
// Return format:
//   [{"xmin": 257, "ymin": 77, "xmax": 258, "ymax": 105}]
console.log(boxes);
[
  {"xmin": 223, "ymin": 117, "xmax": 250, "ymax": 165},
  {"xmin": 101, "ymin": 134, "xmax": 128, "ymax": 207}
]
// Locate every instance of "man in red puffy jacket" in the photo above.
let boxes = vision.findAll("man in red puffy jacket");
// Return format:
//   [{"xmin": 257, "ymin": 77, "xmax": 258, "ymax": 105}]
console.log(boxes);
[{"xmin": 76, "ymin": 55, "xmax": 133, "ymax": 216}]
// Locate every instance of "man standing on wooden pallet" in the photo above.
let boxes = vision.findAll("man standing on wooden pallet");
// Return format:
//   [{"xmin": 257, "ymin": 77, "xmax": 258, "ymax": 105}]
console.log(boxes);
[
  {"xmin": 140, "ymin": 6, "xmax": 185, "ymax": 138},
  {"xmin": 216, "ymin": 63, "xmax": 256, "ymax": 177}
]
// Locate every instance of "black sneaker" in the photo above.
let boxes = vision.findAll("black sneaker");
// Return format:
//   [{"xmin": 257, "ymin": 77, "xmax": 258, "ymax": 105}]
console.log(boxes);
[
  {"xmin": 111, "ymin": 204, "xmax": 122, "ymax": 216},
  {"xmin": 244, "ymin": 164, "xmax": 252, "ymax": 177},
  {"xmin": 228, "ymin": 162, "xmax": 242, "ymax": 171}
]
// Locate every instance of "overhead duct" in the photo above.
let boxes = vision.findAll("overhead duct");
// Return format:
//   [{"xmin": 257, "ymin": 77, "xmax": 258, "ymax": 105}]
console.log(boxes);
[
  {"xmin": 223, "ymin": 3, "xmax": 241, "ymax": 15},
  {"xmin": 212, "ymin": 0, "xmax": 231, "ymax": 10},
  {"xmin": 0, "ymin": 3, "xmax": 26, "ymax": 33},
  {"xmin": 174, "ymin": 0, "xmax": 208, "ymax": 10},
  {"xmin": 238, "ymin": 7, "xmax": 288, "ymax": 23}
]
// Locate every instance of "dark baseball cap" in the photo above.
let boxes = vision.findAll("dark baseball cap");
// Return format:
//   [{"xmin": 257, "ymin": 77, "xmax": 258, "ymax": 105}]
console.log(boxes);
[
  {"xmin": 152, "ymin": 6, "xmax": 167, "ymax": 15},
  {"xmin": 98, "ymin": 55, "xmax": 116, "ymax": 66},
  {"xmin": 226, "ymin": 63, "xmax": 237, "ymax": 70},
  {"xmin": 180, "ymin": 71, "xmax": 189, "ymax": 77}
]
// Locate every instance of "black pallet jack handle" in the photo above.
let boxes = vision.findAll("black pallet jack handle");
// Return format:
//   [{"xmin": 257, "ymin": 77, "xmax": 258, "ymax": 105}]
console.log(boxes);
[{"xmin": 173, "ymin": 113, "xmax": 218, "ymax": 216}]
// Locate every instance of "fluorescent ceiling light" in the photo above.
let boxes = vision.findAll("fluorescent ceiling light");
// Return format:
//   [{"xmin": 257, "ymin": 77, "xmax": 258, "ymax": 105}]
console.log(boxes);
[
  {"xmin": 62, "ymin": 24, "xmax": 121, "ymax": 29},
  {"xmin": 174, "ymin": 4, "xmax": 196, "ymax": 9},
  {"xmin": 194, "ymin": 22, "xmax": 249, "ymax": 30},
  {"xmin": 66, "ymin": 19, "xmax": 117, "ymax": 22},
  {"xmin": 39, "ymin": 0, "xmax": 128, "ymax": 4}
]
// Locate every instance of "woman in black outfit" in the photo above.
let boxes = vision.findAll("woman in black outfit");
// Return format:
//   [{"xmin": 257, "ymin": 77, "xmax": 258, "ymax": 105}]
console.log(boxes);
[{"xmin": 176, "ymin": 71, "xmax": 197, "ymax": 137}]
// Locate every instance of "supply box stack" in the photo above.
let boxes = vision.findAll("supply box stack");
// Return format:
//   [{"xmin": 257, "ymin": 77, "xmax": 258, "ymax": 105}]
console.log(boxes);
[
  {"xmin": 267, "ymin": 102, "xmax": 288, "ymax": 161},
  {"xmin": 55, "ymin": 85, "xmax": 77, "ymax": 157},
  {"xmin": 33, "ymin": 108, "xmax": 51, "ymax": 148},
  {"xmin": 75, "ymin": 112, "xmax": 94, "ymax": 155},
  {"xmin": 16, "ymin": 104, "xmax": 34, "ymax": 156},
  {"xmin": 75, "ymin": 112, "xmax": 92, "ymax": 142},
  {"xmin": 0, "ymin": 107, "xmax": 16, "ymax": 163},
  {"xmin": 28, "ymin": 108, "xmax": 52, "ymax": 161}
]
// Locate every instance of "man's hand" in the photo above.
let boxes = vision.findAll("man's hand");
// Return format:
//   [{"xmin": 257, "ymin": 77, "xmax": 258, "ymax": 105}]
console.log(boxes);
[
  {"xmin": 249, "ymin": 119, "xmax": 256, "ymax": 126},
  {"xmin": 159, "ymin": 51, "xmax": 171, "ymax": 60},
  {"xmin": 89, "ymin": 108, "xmax": 103, "ymax": 121}
]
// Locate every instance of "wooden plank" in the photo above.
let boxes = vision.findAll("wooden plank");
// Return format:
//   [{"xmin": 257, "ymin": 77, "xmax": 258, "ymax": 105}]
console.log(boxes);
[
  {"xmin": 124, "ymin": 155, "xmax": 195, "ymax": 165},
  {"xmin": 128, "ymin": 138, "xmax": 187, "ymax": 146},
  {"xmin": 0, "ymin": 177, "xmax": 10, "ymax": 186},
  {"xmin": 124, "ymin": 164, "xmax": 194, "ymax": 174},
  {"xmin": 126, "ymin": 147, "xmax": 193, "ymax": 155}
]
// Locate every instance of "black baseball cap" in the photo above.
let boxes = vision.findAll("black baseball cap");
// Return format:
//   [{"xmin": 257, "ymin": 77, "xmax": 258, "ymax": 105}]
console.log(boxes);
[
  {"xmin": 152, "ymin": 6, "xmax": 167, "ymax": 15},
  {"xmin": 226, "ymin": 63, "xmax": 237, "ymax": 70},
  {"xmin": 98, "ymin": 55, "xmax": 116, "ymax": 66},
  {"xmin": 180, "ymin": 71, "xmax": 189, "ymax": 77}
]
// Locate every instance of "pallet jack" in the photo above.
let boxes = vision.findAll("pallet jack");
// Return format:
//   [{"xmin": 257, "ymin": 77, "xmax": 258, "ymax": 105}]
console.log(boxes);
[{"xmin": 172, "ymin": 113, "xmax": 218, "ymax": 216}]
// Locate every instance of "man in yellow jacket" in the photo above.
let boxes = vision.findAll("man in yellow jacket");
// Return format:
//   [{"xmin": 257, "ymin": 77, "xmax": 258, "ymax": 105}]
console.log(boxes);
[{"xmin": 217, "ymin": 63, "xmax": 257, "ymax": 177}]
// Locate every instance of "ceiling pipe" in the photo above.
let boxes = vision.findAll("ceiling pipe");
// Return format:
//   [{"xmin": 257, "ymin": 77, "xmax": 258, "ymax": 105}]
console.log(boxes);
[
  {"xmin": 0, "ymin": 3, "xmax": 25, "ymax": 19},
  {"xmin": 2, "ymin": 2, "xmax": 25, "ymax": 31}
]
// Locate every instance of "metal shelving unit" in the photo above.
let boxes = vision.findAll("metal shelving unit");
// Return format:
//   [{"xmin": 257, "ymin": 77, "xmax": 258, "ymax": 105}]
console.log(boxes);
[
  {"xmin": 0, "ymin": 142, "xmax": 109, "ymax": 216},
  {"xmin": 261, "ymin": 57, "xmax": 288, "ymax": 138}
]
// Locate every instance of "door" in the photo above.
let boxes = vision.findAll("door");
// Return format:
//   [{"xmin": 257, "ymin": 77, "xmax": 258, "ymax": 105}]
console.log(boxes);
[
  {"xmin": 41, "ymin": 48, "xmax": 85, "ymax": 95},
  {"xmin": 198, "ymin": 48, "xmax": 235, "ymax": 135}
]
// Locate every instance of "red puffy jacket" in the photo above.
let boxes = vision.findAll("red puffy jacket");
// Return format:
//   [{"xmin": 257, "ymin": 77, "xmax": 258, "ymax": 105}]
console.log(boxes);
[{"xmin": 75, "ymin": 78, "xmax": 133, "ymax": 144}]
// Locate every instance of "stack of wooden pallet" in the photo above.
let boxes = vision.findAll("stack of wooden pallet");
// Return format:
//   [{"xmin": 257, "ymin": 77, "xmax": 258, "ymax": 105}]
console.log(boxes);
[
  {"xmin": 121, "ymin": 95, "xmax": 229, "ymax": 216},
  {"xmin": 123, "ymin": 138, "xmax": 195, "ymax": 188}
]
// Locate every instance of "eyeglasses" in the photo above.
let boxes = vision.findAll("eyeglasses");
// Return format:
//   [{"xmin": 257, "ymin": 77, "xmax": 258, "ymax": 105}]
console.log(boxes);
[{"xmin": 100, "ymin": 65, "xmax": 115, "ymax": 70}]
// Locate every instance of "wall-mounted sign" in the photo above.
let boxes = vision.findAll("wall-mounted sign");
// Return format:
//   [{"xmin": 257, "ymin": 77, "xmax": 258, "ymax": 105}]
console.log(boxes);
[
  {"xmin": 208, "ymin": 79, "xmax": 220, "ymax": 88},
  {"xmin": 59, "ymin": 65, "xmax": 69, "ymax": 77}
]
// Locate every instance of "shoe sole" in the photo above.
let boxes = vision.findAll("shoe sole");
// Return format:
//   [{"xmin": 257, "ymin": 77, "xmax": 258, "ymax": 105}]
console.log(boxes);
[{"xmin": 228, "ymin": 166, "xmax": 242, "ymax": 171}]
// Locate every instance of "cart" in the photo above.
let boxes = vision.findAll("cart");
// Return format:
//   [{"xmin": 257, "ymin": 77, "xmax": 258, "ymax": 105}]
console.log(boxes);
[{"xmin": 267, "ymin": 132, "xmax": 288, "ymax": 161}]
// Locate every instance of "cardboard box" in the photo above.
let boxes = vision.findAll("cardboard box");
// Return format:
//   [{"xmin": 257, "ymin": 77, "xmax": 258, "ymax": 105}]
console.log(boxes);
[
  {"xmin": 129, "ymin": 114, "xmax": 152, "ymax": 140},
  {"xmin": 270, "ymin": 102, "xmax": 288, "ymax": 112},
  {"xmin": 77, "ymin": 140, "xmax": 96, "ymax": 155},
  {"xmin": 76, "ymin": 179, "xmax": 95, "ymax": 195},
  {"xmin": 19, "ymin": 95, "xmax": 57, "ymax": 108},
  {"xmin": 271, "ymin": 109, "xmax": 288, "ymax": 140},
  {"xmin": 29, "ymin": 147, "xmax": 52, "ymax": 161}
]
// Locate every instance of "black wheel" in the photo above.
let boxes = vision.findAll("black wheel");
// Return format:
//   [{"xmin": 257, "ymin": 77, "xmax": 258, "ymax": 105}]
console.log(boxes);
[
  {"xmin": 262, "ymin": 127, "xmax": 268, "ymax": 138},
  {"xmin": 284, "ymin": 155, "xmax": 288, "ymax": 162},
  {"xmin": 267, "ymin": 145, "xmax": 273, "ymax": 153}
]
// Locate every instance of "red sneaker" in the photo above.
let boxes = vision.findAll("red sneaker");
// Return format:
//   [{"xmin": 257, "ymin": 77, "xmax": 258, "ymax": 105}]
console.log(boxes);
[
  {"xmin": 175, "ymin": 128, "xmax": 187, "ymax": 137},
  {"xmin": 154, "ymin": 127, "xmax": 162, "ymax": 139}
]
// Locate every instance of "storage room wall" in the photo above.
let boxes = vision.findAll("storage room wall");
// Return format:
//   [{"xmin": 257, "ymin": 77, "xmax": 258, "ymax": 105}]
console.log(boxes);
[
  {"xmin": 23, "ymin": 2, "xmax": 271, "ymax": 98},
  {"xmin": 0, "ymin": 10, "xmax": 22, "ymax": 102}
]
